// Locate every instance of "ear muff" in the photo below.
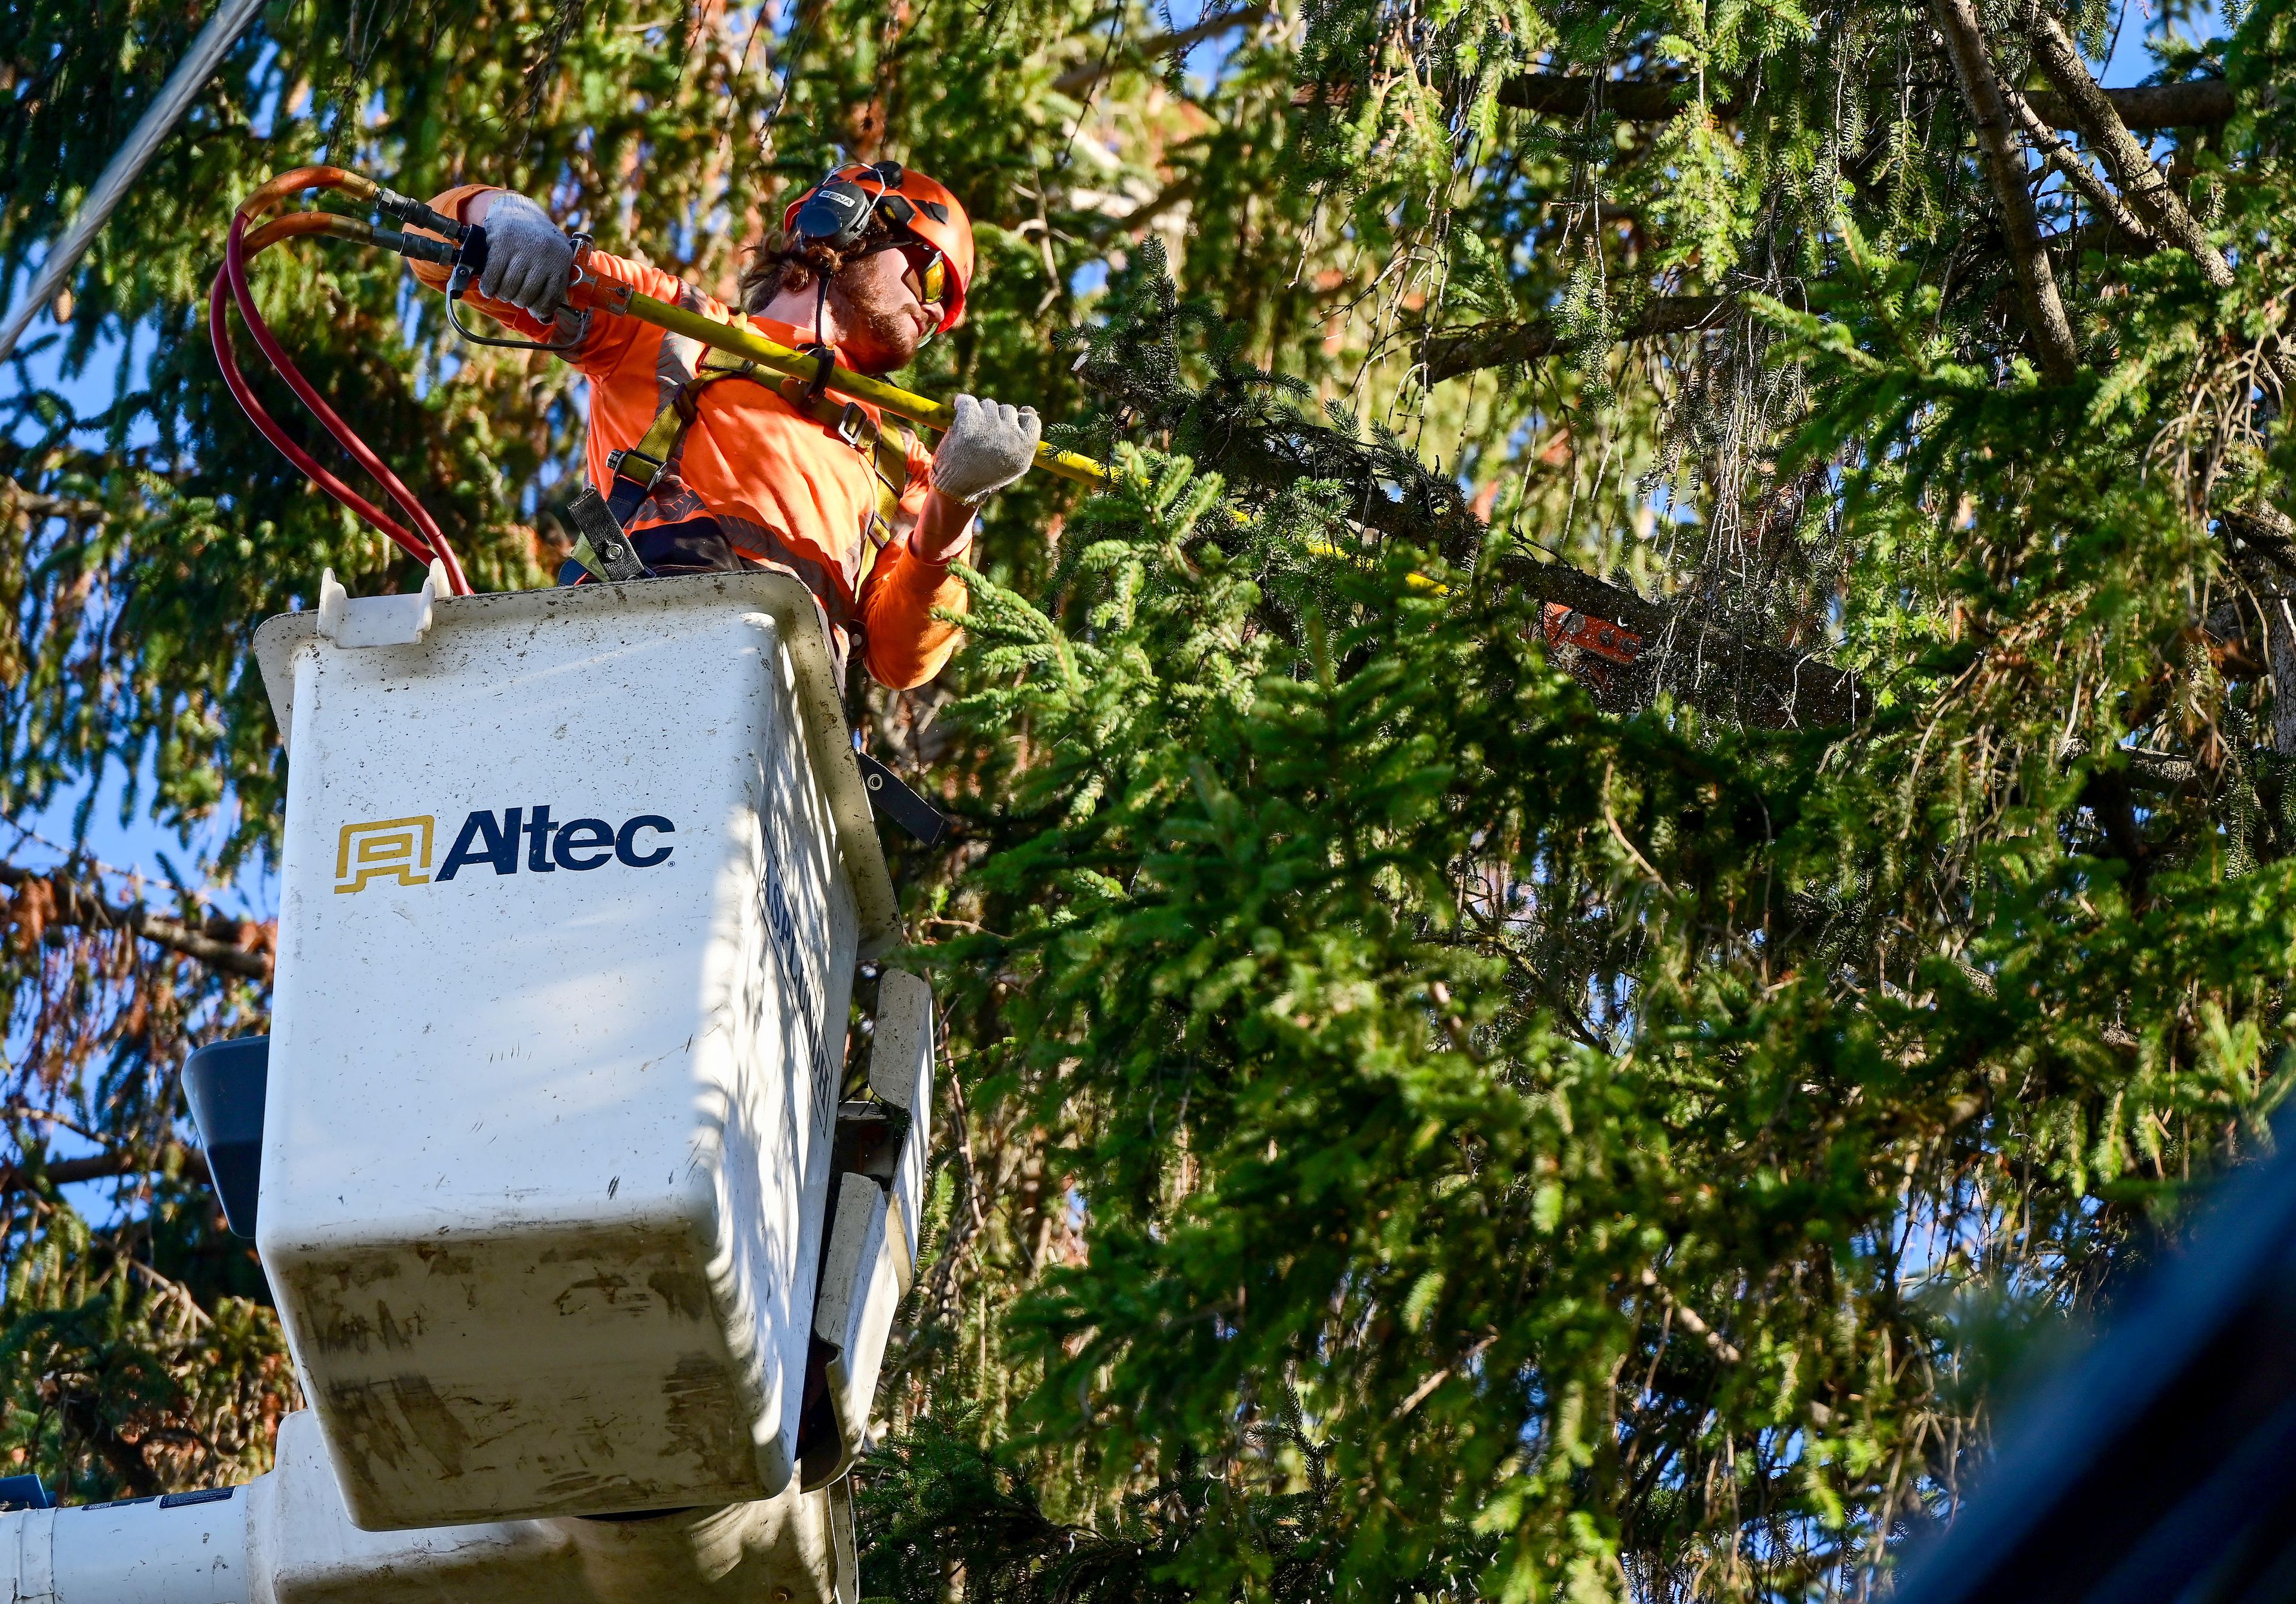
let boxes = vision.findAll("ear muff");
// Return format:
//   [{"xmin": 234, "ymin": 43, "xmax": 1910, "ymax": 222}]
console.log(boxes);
[{"xmin": 790, "ymin": 179, "xmax": 874, "ymax": 254}]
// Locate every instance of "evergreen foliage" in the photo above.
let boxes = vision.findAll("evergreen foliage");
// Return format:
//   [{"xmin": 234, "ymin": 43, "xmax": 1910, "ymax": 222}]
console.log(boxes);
[{"xmin": 3, "ymin": 0, "xmax": 2294, "ymax": 1595}]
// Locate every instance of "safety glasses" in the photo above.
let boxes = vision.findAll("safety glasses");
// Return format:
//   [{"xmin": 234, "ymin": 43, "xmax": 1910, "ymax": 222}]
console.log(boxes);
[{"xmin": 897, "ymin": 242, "xmax": 948, "ymax": 314}]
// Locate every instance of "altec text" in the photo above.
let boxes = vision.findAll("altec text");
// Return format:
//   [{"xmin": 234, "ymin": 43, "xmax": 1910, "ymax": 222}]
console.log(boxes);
[{"xmin": 335, "ymin": 808, "xmax": 675, "ymax": 893}]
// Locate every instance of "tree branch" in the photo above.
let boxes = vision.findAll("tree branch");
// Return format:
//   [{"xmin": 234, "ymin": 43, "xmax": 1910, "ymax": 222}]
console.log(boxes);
[
  {"xmin": 0, "ymin": 863, "xmax": 274, "ymax": 979},
  {"xmin": 1088, "ymin": 174, "xmax": 1202, "ymax": 241},
  {"xmin": 1998, "ymin": 79, "xmax": 2157, "ymax": 245},
  {"xmin": 2026, "ymin": 80, "xmax": 2236, "ymax": 134},
  {"xmin": 0, "ymin": 1140, "xmax": 195, "ymax": 1196},
  {"xmin": 2224, "ymin": 503, "xmax": 2296, "ymax": 572},
  {"xmin": 1422, "ymin": 295, "xmax": 1735, "ymax": 384},
  {"xmin": 3, "ymin": 486, "xmax": 104, "ymax": 523},
  {"xmin": 1930, "ymin": 0, "xmax": 2083, "ymax": 381},
  {"xmin": 1054, "ymin": 5, "xmax": 1270, "ymax": 98},
  {"xmin": 2020, "ymin": 9, "xmax": 2234, "ymax": 289},
  {"xmin": 1494, "ymin": 72, "xmax": 2234, "ymax": 130}
]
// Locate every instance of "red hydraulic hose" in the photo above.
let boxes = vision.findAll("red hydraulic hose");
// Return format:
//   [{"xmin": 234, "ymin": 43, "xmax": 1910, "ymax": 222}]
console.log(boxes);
[
  {"xmin": 210, "ymin": 246, "xmax": 438, "ymax": 570},
  {"xmin": 209, "ymin": 167, "xmax": 472, "ymax": 595},
  {"xmin": 224, "ymin": 205, "xmax": 470, "ymax": 592}
]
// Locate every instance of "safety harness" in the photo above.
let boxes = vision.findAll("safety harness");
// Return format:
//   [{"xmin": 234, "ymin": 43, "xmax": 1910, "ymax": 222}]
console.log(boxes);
[{"xmin": 561, "ymin": 344, "xmax": 918, "ymax": 594}]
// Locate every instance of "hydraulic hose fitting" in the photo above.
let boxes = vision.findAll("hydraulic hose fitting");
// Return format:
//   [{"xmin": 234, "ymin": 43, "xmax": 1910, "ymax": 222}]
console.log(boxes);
[
  {"xmin": 378, "ymin": 229, "xmax": 458, "ymax": 266},
  {"xmin": 373, "ymin": 185, "xmax": 470, "ymax": 245}
]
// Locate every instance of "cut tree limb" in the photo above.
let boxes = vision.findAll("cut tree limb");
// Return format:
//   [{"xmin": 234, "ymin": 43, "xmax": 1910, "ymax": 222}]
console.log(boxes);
[
  {"xmin": 1931, "ymin": 0, "xmax": 2083, "ymax": 381},
  {"xmin": 1202, "ymin": 420, "xmax": 1864, "ymax": 726},
  {"xmin": 1423, "ymin": 295, "xmax": 1735, "ymax": 383},
  {"xmin": 2021, "ymin": 9, "xmax": 2235, "ymax": 288},
  {"xmin": 0, "ymin": 863, "xmax": 274, "ymax": 979},
  {"xmin": 1494, "ymin": 72, "xmax": 2234, "ymax": 130}
]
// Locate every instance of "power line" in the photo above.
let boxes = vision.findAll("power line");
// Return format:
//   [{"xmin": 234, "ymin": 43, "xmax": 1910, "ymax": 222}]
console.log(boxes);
[{"xmin": 0, "ymin": 0, "xmax": 267, "ymax": 362}]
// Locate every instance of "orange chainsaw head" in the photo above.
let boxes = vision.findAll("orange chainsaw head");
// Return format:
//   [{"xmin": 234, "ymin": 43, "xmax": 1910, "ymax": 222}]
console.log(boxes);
[{"xmin": 781, "ymin": 161, "xmax": 975, "ymax": 334}]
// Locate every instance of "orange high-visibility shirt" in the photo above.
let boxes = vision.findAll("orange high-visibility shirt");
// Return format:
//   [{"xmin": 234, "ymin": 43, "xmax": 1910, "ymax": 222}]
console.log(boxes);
[{"xmin": 413, "ymin": 186, "xmax": 967, "ymax": 691}]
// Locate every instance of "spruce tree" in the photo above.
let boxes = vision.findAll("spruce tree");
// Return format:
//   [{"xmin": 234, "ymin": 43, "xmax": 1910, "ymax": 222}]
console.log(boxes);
[{"xmin": 4, "ymin": 0, "xmax": 2294, "ymax": 1597}]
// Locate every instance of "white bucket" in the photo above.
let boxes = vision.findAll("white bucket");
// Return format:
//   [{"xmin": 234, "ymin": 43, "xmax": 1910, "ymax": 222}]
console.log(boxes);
[{"xmin": 251, "ymin": 573, "xmax": 899, "ymax": 1530}]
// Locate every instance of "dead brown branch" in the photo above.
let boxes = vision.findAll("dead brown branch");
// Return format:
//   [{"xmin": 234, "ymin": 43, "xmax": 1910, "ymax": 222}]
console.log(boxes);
[{"xmin": 0, "ymin": 863, "xmax": 274, "ymax": 980}]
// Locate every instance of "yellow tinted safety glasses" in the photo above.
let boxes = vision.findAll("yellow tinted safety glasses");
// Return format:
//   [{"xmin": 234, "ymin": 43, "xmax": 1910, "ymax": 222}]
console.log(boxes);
[{"xmin": 899, "ymin": 243, "xmax": 948, "ymax": 313}]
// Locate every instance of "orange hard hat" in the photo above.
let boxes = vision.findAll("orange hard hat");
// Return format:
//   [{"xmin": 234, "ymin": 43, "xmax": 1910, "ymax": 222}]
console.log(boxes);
[{"xmin": 782, "ymin": 160, "xmax": 975, "ymax": 334}]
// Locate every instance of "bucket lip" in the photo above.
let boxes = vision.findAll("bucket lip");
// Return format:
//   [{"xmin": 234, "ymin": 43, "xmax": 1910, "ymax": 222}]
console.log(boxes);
[{"xmin": 252, "ymin": 573, "xmax": 900, "ymax": 949}]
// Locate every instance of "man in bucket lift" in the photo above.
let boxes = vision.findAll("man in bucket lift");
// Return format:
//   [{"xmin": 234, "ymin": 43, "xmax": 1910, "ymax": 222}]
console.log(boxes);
[{"xmin": 410, "ymin": 160, "xmax": 1037, "ymax": 690}]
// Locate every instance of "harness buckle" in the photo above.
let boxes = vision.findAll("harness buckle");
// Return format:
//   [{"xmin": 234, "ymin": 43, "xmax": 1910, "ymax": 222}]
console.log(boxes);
[
  {"xmin": 607, "ymin": 445, "xmax": 668, "ymax": 486},
  {"xmin": 836, "ymin": 402, "xmax": 874, "ymax": 451}
]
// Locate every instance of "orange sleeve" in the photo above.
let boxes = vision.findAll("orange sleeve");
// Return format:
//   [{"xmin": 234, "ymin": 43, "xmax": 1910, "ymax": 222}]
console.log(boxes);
[
  {"xmin": 403, "ymin": 186, "xmax": 695, "ymax": 383},
  {"xmin": 860, "ymin": 536, "xmax": 970, "ymax": 689},
  {"xmin": 899, "ymin": 427, "xmax": 935, "ymax": 521}
]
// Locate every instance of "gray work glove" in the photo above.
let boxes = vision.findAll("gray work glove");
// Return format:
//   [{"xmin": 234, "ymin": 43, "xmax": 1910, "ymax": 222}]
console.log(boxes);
[
  {"xmin": 477, "ymin": 193, "xmax": 574, "ymax": 321},
  {"xmin": 930, "ymin": 395, "xmax": 1042, "ymax": 505}
]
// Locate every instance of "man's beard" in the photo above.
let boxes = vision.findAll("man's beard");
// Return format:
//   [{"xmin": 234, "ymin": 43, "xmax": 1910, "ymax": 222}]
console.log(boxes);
[{"xmin": 828, "ymin": 273, "xmax": 923, "ymax": 374}]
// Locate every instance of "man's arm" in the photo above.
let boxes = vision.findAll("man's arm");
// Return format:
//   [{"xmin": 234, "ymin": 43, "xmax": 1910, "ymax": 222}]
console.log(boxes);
[
  {"xmin": 911, "ymin": 487, "xmax": 978, "ymax": 564},
  {"xmin": 860, "ymin": 534, "xmax": 972, "ymax": 690},
  {"xmin": 859, "ymin": 394, "xmax": 1041, "ymax": 688},
  {"xmin": 404, "ymin": 188, "xmax": 696, "ymax": 379}
]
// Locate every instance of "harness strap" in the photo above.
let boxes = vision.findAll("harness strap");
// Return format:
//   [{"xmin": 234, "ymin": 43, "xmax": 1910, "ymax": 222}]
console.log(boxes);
[
  {"xmin": 603, "ymin": 356, "xmax": 749, "ymax": 525},
  {"xmin": 601, "ymin": 350, "xmax": 920, "ymax": 596}
]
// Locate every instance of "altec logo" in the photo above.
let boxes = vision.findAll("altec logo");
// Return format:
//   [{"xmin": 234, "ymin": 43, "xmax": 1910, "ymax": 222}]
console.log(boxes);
[{"xmin": 335, "ymin": 808, "xmax": 676, "ymax": 894}]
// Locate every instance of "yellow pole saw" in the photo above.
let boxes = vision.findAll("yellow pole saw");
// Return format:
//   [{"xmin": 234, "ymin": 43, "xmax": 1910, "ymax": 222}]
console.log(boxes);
[{"xmin": 567, "ymin": 260, "xmax": 1111, "ymax": 489}]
